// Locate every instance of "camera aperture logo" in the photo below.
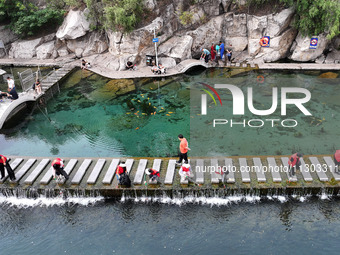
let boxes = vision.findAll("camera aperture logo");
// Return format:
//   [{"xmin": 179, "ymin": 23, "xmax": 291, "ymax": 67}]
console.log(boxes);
[{"xmin": 200, "ymin": 84, "xmax": 312, "ymax": 128}]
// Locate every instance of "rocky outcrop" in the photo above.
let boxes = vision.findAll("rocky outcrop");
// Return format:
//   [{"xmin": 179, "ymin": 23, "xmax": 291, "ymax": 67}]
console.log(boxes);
[
  {"xmin": 8, "ymin": 33, "xmax": 56, "ymax": 59},
  {"xmin": 187, "ymin": 15, "xmax": 225, "ymax": 55},
  {"xmin": 158, "ymin": 57, "xmax": 177, "ymax": 68},
  {"xmin": 224, "ymin": 13, "xmax": 247, "ymax": 51},
  {"xmin": 247, "ymin": 8, "xmax": 295, "ymax": 60},
  {"xmin": 158, "ymin": 35, "xmax": 193, "ymax": 62},
  {"xmin": 260, "ymin": 28, "xmax": 298, "ymax": 62},
  {"xmin": 324, "ymin": 50, "xmax": 340, "ymax": 64},
  {"xmin": 66, "ymin": 31, "xmax": 108, "ymax": 58},
  {"xmin": 290, "ymin": 33, "xmax": 330, "ymax": 62},
  {"xmin": 56, "ymin": 9, "xmax": 91, "ymax": 40},
  {"xmin": 9, "ymin": 38, "xmax": 42, "ymax": 58},
  {"xmin": 3, "ymin": 1, "xmax": 338, "ymax": 66},
  {"xmin": 36, "ymin": 41, "xmax": 55, "ymax": 59}
]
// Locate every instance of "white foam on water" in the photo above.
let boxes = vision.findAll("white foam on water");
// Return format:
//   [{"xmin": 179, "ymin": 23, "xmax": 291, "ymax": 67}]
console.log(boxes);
[
  {"xmin": 319, "ymin": 193, "xmax": 331, "ymax": 200},
  {"xmin": 272, "ymin": 195, "xmax": 287, "ymax": 203},
  {"xmin": 122, "ymin": 195, "xmax": 265, "ymax": 206},
  {"xmin": 0, "ymin": 195, "xmax": 104, "ymax": 208}
]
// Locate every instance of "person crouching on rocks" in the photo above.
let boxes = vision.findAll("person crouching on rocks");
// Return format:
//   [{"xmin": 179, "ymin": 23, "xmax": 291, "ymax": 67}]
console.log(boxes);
[
  {"xmin": 116, "ymin": 162, "xmax": 131, "ymax": 187},
  {"xmin": 145, "ymin": 168, "xmax": 160, "ymax": 183},
  {"xmin": 52, "ymin": 158, "xmax": 69, "ymax": 181},
  {"xmin": 288, "ymin": 153, "xmax": 303, "ymax": 177},
  {"xmin": 179, "ymin": 163, "xmax": 192, "ymax": 179}
]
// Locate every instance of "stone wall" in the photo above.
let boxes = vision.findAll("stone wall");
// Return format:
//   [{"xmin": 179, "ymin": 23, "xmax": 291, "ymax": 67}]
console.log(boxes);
[{"xmin": 3, "ymin": 0, "xmax": 340, "ymax": 68}]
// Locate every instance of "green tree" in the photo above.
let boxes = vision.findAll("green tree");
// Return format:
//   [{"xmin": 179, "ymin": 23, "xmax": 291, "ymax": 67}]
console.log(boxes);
[
  {"xmin": 12, "ymin": 8, "xmax": 65, "ymax": 37},
  {"xmin": 282, "ymin": 0, "xmax": 340, "ymax": 39},
  {"xmin": 103, "ymin": 0, "xmax": 144, "ymax": 33}
]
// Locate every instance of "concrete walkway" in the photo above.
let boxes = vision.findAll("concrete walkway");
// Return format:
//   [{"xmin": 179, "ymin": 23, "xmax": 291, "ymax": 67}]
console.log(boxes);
[
  {"xmin": 0, "ymin": 155, "xmax": 339, "ymax": 198},
  {"xmin": 1, "ymin": 56, "xmax": 339, "ymax": 80}
]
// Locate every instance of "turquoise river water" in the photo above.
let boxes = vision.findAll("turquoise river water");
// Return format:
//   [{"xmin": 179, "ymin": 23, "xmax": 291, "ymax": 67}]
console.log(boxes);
[
  {"xmin": 0, "ymin": 67, "xmax": 340, "ymax": 254},
  {"xmin": 1, "ymin": 68, "xmax": 339, "ymax": 157}
]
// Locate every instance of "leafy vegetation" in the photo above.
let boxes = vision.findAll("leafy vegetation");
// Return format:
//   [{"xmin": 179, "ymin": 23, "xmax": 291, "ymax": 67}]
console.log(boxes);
[
  {"xmin": 248, "ymin": 0, "xmax": 340, "ymax": 39},
  {"xmin": 281, "ymin": 0, "xmax": 340, "ymax": 39},
  {"xmin": 12, "ymin": 8, "xmax": 65, "ymax": 37},
  {"xmin": 0, "ymin": 0, "xmax": 65, "ymax": 38},
  {"xmin": 179, "ymin": 11, "xmax": 194, "ymax": 26},
  {"xmin": 103, "ymin": 0, "xmax": 144, "ymax": 33}
]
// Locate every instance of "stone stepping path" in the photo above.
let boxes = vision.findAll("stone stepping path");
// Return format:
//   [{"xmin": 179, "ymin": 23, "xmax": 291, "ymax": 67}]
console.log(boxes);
[{"xmin": 0, "ymin": 156, "xmax": 338, "ymax": 187}]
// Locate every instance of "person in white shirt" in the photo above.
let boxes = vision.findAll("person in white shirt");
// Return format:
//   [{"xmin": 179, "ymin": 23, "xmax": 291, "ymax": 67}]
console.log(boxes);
[{"xmin": 7, "ymin": 77, "xmax": 15, "ymax": 91}]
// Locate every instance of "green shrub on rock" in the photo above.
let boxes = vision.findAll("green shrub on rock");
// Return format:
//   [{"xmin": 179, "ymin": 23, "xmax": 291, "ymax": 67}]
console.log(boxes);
[
  {"xmin": 103, "ymin": 0, "xmax": 144, "ymax": 33},
  {"xmin": 12, "ymin": 8, "xmax": 65, "ymax": 37}
]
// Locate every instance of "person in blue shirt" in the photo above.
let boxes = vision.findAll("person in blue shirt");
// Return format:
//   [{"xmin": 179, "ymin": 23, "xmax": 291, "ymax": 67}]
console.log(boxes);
[
  {"xmin": 219, "ymin": 41, "xmax": 225, "ymax": 60},
  {"xmin": 200, "ymin": 48, "xmax": 210, "ymax": 63}
]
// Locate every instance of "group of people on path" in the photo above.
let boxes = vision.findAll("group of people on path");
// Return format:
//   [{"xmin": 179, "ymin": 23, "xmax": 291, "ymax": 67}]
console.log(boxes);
[
  {"xmin": 0, "ymin": 75, "xmax": 43, "ymax": 102},
  {"xmin": 0, "ymin": 77, "xmax": 18, "ymax": 101},
  {"xmin": 200, "ymin": 41, "xmax": 233, "ymax": 63},
  {"xmin": 2, "ymin": 147, "xmax": 340, "ymax": 186},
  {"xmin": 287, "ymin": 151, "xmax": 340, "ymax": 179}
]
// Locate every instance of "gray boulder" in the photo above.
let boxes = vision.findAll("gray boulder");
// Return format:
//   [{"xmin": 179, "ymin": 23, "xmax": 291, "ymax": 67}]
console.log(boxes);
[
  {"xmin": 261, "ymin": 28, "xmax": 298, "ymax": 62},
  {"xmin": 9, "ymin": 38, "xmax": 42, "ymax": 58},
  {"xmin": 66, "ymin": 31, "xmax": 108, "ymax": 57},
  {"xmin": 144, "ymin": 0, "xmax": 156, "ymax": 10},
  {"xmin": 108, "ymin": 17, "xmax": 163, "ymax": 56},
  {"xmin": 159, "ymin": 57, "xmax": 176, "ymax": 68},
  {"xmin": 36, "ymin": 41, "xmax": 55, "ymax": 59},
  {"xmin": 247, "ymin": 8, "xmax": 295, "ymax": 59},
  {"xmin": 158, "ymin": 35, "xmax": 193, "ymax": 61},
  {"xmin": 0, "ymin": 26, "xmax": 19, "ymax": 45},
  {"xmin": 289, "ymin": 32, "xmax": 330, "ymax": 62},
  {"xmin": 57, "ymin": 46, "xmax": 70, "ymax": 57},
  {"xmin": 56, "ymin": 9, "xmax": 91, "ymax": 40},
  {"xmin": 325, "ymin": 49, "xmax": 340, "ymax": 64},
  {"xmin": 187, "ymin": 15, "xmax": 224, "ymax": 53}
]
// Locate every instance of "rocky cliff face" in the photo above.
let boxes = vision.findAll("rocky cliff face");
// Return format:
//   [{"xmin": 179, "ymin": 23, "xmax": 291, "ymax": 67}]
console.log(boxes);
[{"xmin": 3, "ymin": 0, "xmax": 340, "ymax": 69}]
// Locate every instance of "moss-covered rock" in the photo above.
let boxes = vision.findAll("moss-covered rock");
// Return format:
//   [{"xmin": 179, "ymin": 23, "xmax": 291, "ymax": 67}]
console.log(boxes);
[{"xmin": 318, "ymin": 72, "xmax": 339, "ymax": 79}]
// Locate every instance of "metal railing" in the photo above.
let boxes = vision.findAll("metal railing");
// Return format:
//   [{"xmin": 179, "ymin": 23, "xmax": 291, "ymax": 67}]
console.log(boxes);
[{"xmin": 17, "ymin": 69, "xmax": 41, "ymax": 92}]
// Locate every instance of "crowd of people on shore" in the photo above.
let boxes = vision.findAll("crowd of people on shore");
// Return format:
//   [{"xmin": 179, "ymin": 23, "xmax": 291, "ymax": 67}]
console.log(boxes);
[{"xmin": 200, "ymin": 41, "xmax": 233, "ymax": 63}]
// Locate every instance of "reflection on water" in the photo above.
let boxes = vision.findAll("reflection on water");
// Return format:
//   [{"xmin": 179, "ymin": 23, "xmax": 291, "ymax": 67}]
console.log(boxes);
[
  {"xmin": 0, "ymin": 196, "xmax": 340, "ymax": 254},
  {"xmin": 1, "ymin": 68, "xmax": 339, "ymax": 157}
]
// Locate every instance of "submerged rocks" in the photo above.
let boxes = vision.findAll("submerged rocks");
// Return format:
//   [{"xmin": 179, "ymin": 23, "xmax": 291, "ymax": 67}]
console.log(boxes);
[
  {"xmin": 103, "ymin": 79, "xmax": 136, "ymax": 98},
  {"xmin": 318, "ymin": 72, "xmax": 338, "ymax": 79}
]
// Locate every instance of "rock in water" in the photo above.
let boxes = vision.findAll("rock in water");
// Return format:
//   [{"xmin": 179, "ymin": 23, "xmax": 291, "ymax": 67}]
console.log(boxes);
[{"xmin": 318, "ymin": 72, "xmax": 338, "ymax": 79}]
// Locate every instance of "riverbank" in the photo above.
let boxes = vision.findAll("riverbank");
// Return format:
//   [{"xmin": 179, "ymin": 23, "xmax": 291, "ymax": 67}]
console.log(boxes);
[{"xmin": 1, "ymin": 56, "xmax": 340, "ymax": 81}]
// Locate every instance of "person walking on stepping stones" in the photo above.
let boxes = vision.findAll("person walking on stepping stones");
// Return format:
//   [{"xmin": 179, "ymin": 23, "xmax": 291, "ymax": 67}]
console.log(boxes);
[
  {"xmin": 52, "ymin": 158, "xmax": 69, "ymax": 181},
  {"xmin": 288, "ymin": 153, "xmax": 303, "ymax": 177},
  {"xmin": 0, "ymin": 154, "xmax": 16, "ymax": 181},
  {"xmin": 176, "ymin": 134, "xmax": 190, "ymax": 165}
]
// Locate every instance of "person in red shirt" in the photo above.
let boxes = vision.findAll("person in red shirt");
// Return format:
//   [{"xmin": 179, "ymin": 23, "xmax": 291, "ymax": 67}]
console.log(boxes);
[
  {"xmin": 116, "ymin": 162, "xmax": 127, "ymax": 183},
  {"xmin": 179, "ymin": 163, "xmax": 191, "ymax": 178},
  {"xmin": 288, "ymin": 153, "xmax": 303, "ymax": 177},
  {"xmin": 0, "ymin": 154, "xmax": 16, "ymax": 181},
  {"xmin": 52, "ymin": 158, "xmax": 69, "ymax": 181},
  {"xmin": 176, "ymin": 134, "xmax": 189, "ymax": 165},
  {"xmin": 145, "ymin": 168, "xmax": 160, "ymax": 183}
]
